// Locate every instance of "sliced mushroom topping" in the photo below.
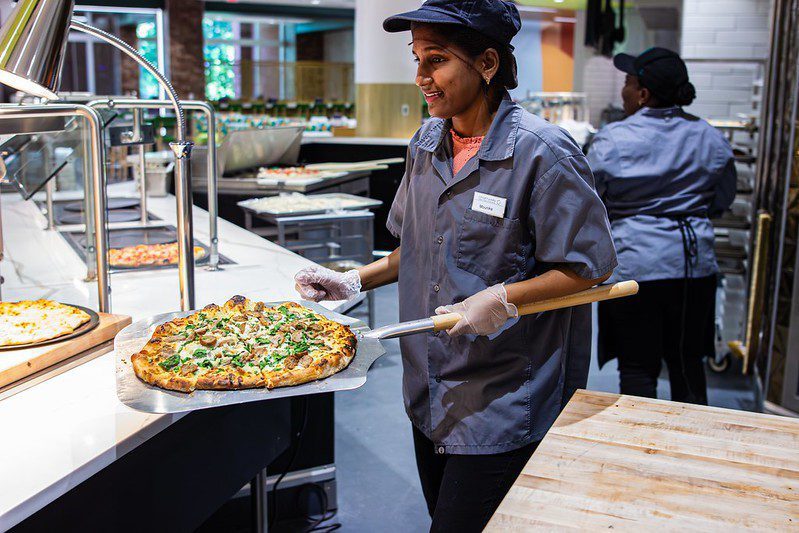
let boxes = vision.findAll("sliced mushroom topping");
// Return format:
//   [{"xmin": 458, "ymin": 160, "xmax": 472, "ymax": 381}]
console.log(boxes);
[
  {"xmin": 236, "ymin": 322, "xmax": 247, "ymax": 333},
  {"xmin": 231, "ymin": 314, "xmax": 247, "ymax": 323},
  {"xmin": 284, "ymin": 354, "xmax": 300, "ymax": 369},
  {"xmin": 200, "ymin": 335, "xmax": 217, "ymax": 347},
  {"xmin": 290, "ymin": 330, "xmax": 304, "ymax": 343},
  {"xmin": 185, "ymin": 329, "xmax": 196, "ymax": 342},
  {"xmin": 257, "ymin": 315, "xmax": 271, "ymax": 327},
  {"xmin": 308, "ymin": 322, "xmax": 324, "ymax": 332},
  {"xmin": 180, "ymin": 363, "xmax": 199, "ymax": 376},
  {"xmin": 162, "ymin": 334, "xmax": 184, "ymax": 342},
  {"xmin": 254, "ymin": 302, "xmax": 265, "ymax": 312},
  {"xmin": 241, "ymin": 352, "xmax": 256, "ymax": 362},
  {"xmin": 219, "ymin": 356, "xmax": 233, "ymax": 365},
  {"xmin": 161, "ymin": 345, "xmax": 176, "ymax": 356},
  {"xmin": 194, "ymin": 327, "xmax": 208, "ymax": 336},
  {"xmin": 299, "ymin": 354, "xmax": 313, "ymax": 368}
]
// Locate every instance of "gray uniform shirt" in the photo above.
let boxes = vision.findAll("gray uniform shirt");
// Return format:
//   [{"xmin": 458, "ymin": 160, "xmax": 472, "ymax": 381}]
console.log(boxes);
[
  {"xmin": 387, "ymin": 94, "xmax": 617, "ymax": 454},
  {"xmin": 588, "ymin": 106, "xmax": 736, "ymax": 284}
]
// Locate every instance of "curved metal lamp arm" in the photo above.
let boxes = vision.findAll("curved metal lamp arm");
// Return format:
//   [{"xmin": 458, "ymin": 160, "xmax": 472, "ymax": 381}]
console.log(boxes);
[
  {"xmin": 68, "ymin": 20, "xmax": 196, "ymax": 311},
  {"xmin": 69, "ymin": 20, "xmax": 186, "ymax": 141}
]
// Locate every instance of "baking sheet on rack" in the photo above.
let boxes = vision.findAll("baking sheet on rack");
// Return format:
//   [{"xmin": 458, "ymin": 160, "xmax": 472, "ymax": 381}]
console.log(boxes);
[
  {"xmin": 238, "ymin": 193, "xmax": 382, "ymax": 216},
  {"xmin": 256, "ymin": 171, "xmax": 347, "ymax": 187},
  {"xmin": 115, "ymin": 301, "xmax": 386, "ymax": 414}
]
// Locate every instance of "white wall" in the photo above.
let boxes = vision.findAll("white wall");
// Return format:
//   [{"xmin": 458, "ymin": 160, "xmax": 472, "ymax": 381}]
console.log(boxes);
[
  {"xmin": 681, "ymin": 0, "xmax": 772, "ymax": 120},
  {"xmin": 354, "ymin": 0, "xmax": 421, "ymax": 85},
  {"xmin": 509, "ymin": 20, "xmax": 543, "ymax": 101},
  {"xmin": 582, "ymin": 55, "xmax": 625, "ymax": 125}
]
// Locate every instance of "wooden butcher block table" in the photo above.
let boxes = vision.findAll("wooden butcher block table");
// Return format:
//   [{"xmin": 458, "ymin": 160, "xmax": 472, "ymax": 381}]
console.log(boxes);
[{"xmin": 486, "ymin": 390, "xmax": 799, "ymax": 531}]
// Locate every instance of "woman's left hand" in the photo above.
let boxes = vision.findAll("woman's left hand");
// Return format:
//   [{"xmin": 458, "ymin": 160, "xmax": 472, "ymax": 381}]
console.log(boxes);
[{"xmin": 435, "ymin": 284, "xmax": 518, "ymax": 337}]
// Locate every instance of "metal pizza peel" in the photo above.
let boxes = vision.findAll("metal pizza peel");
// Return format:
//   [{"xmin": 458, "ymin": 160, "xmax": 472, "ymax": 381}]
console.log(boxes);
[
  {"xmin": 115, "ymin": 282, "xmax": 638, "ymax": 414},
  {"xmin": 115, "ymin": 301, "xmax": 385, "ymax": 414}
]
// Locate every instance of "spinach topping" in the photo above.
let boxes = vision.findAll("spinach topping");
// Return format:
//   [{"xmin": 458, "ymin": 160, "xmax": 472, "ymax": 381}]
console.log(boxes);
[
  {"xmin": 193, "ymin": 348, "xmax": 209, "ymax": 358},
  {"xmin": 277, "ymin": 305, "xmax": 298, "ymax": 320},
  {"xmin": 158, "ymin": 354, "xmax": 181, "ymax": 371},
  {"xmin": 198, "ymin": 359, "xmax": 214, "ymax": 369},
  {"xmin": 287, "ymin": 340, "xmax": 310, "ymax": 355}
]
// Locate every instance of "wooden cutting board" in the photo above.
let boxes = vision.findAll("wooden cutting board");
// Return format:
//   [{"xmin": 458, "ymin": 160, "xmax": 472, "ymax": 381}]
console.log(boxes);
[
  {"xmin": 0, "ymin": 313, "xmax": 131, "ymax": 388},
  {"xmin": 486, "ymin": 390, "xmax": 799, "ymax": 531}
]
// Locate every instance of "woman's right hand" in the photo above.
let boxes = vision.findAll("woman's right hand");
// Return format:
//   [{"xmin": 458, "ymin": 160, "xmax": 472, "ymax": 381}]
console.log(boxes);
[{"xmin": 294, "ymin": 266, "xmax": 362, "ymax": 302}]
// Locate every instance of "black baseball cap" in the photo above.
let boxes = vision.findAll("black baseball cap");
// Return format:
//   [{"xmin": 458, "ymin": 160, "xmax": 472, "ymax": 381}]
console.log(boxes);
[
  {"xmin": 613, "ymin": 47, "xmax": 690, "ymax": 103},
  {"xmin": 383, "ymin": 0, "xmax": 522, "ymax": 50}
]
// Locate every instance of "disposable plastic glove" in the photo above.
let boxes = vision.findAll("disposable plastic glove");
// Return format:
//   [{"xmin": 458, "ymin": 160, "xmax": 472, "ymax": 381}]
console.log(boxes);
[
  {"xmin": 294, "ymin": 265, "xmax": 362, "ymax": 302},
  {"xmin": 435, "ymin": 284, "xmax": 519, "ymax": 337}
]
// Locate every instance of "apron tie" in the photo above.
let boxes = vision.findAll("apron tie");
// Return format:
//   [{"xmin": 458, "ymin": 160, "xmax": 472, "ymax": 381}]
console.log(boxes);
[{"xmin": 671, "ymin": 216, "xmax": 701, "ymax": 403}]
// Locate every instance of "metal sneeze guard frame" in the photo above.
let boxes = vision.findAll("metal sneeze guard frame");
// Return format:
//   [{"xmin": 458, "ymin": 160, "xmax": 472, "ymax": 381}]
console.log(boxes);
[
  {"xmin": 0, "ymin": 103, "xmax": 111, "ymax": 312},
  {"xmin": 86, "ymin": 98, "xmax": 221, "ymax": 271}
]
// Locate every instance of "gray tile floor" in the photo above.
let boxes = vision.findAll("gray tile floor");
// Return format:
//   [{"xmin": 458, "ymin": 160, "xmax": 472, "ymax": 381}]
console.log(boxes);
[{"xmin": 331, "ymin": 284, "xmax": 758, "ymax": 532}]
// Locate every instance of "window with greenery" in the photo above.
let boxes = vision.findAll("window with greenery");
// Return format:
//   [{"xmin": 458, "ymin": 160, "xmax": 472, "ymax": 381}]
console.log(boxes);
[
  {"xmin": 136, "ymin": 21, "xmax": 160, "ymax": 99},
  {"xmin": 203, "ymin": 18, "xmax": 236, "ymax": 101}
]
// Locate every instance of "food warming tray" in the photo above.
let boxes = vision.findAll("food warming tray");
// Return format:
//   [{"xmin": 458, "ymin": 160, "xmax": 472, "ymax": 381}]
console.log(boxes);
[
  {"xmin": 115, "ymin": 301, "xmax": 386, "ymax": 414},
  {"xmin": 62, "ymin": 226, "xmax": 236, "ymax": 272},
  {"xmin": 63, "ymin": 197, "xmax": 141, "ymax": 212},
  {"xmin": 238, "ymin": 193, "xmax": 382, "ymax": 217}
]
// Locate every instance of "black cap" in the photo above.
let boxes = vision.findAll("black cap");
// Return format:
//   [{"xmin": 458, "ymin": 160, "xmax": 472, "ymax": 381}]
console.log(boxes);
[
  {"xmin": 613, "ymin": 47, "xmax": 690, "ymax": 103},
  {"xmin": 383, "ymin": 0, "xmax": 522, "ymax": 50}
]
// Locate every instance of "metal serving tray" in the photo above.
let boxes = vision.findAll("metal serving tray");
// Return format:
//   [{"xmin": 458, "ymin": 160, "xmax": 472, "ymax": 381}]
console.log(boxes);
[
  {"xmin": 61, "ymin": 226, "xmax": 236, "ymax": 273},
  {"xmin": 237, "ymin": 193, "xmax": 382, "ymax": 217},
  {"xmin": 115, "ymin": 301, "xmax": 385, "ymax": 414}
]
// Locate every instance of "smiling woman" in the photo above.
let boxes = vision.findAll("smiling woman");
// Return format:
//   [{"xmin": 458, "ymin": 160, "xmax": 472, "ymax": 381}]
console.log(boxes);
[
  {"xmin": 294, "ymin": 1, "xmax": 618, "ymax": 531},
  {"xmin": 411, "ymin": 22, "xmax": 519, "ymax": 130}
]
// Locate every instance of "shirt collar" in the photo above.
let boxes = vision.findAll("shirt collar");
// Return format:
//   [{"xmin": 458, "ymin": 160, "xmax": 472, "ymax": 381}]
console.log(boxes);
[
  {"xmin": 639, "ymin": 106, "xmax": 682, "ymax": 118},
  {"xmin": 415, "ymin": 91, "xmax": 521, "ymax": 161}
]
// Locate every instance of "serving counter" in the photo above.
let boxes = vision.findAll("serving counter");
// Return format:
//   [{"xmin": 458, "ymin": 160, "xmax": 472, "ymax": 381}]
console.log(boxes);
[{"xmin": 0, "ymin": 182, "xmax": 346, "ymax": 530}]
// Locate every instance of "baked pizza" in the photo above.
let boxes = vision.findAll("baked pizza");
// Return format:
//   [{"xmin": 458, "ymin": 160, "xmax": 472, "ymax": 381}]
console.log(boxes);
[
  {"xmin": 257, "ymin": 166, "xmax": 323, "ymax": 180},
  {"xmin": 0, "ymin": 300, "xmax": 91, "ymax": 347},
  {"xmin": 131, "ymin": 296, "xmax": 357, "ymax": 392},
  {"xmin": 109, "ymin": 242, "xmax": 207, "ymax": 268}
]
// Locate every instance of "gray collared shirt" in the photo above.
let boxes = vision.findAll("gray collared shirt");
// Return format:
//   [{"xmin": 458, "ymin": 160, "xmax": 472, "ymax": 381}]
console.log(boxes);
[
  {"xmin": 387, "ymin": 94, "xmax": 617, "ymax": 454},
  {"xmin": 587, "ymin": 106, "xmax": 736, "ymax": 284}
]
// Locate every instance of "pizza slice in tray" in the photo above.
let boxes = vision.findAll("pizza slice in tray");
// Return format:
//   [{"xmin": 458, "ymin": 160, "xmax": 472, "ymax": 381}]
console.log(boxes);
[{"xmin": 131, "ymin": 296, "xmax": 357, "ymax": 393}]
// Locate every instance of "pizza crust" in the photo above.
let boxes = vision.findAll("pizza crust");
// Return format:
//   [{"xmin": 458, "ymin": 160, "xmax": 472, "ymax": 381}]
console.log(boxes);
[{"xmin": 131, "ymin": 296, "xmax": 358, "ymax": 393}]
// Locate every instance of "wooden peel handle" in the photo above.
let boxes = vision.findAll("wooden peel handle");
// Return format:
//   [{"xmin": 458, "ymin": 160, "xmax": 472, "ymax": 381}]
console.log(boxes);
[{"xmin": 430, "ymin": 281, "xmax": 640, "ymax": 332}]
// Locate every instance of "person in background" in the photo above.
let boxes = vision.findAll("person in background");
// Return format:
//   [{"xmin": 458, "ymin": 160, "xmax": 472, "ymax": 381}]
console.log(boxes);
[
  {"xmin": 294, "ymin": 1, "xmax": 617, "ymax": 530},
  {"xmin": 588, "ymin": 47, "xmax": 737, "ymax": 405}
]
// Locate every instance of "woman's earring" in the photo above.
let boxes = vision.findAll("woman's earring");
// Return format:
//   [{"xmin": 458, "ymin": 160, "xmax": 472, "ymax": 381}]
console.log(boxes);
[{"xmin": 484, "ymin": 75, "xmax": 491, "ymax": 85}]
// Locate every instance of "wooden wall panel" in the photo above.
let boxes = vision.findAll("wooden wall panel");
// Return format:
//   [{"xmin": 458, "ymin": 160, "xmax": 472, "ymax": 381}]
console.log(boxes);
[{"xmin": 355, "ymin": 83, "xmax": 422, "ymax": 139}]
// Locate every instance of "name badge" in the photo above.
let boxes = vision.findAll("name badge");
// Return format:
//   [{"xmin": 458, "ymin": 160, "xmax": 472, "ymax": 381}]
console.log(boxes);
[{"xmin": 471, "ymin": 192, "xmax": 507, "ymax": 218}]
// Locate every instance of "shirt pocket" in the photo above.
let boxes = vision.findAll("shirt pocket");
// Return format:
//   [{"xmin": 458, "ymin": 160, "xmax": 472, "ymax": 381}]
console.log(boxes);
[{"xmin": 456, "ymin": 208, "xmax": 524, "ymax": 285}]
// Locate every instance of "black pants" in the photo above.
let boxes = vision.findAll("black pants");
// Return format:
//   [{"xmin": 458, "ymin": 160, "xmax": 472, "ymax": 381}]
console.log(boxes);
[
  {"xmin": 598, "ymin": 275, "xmax": 717, "ymax": 405},
  {"xmin": 412, "ymin": 426, "xmax": 539, "ymax": 532}
]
